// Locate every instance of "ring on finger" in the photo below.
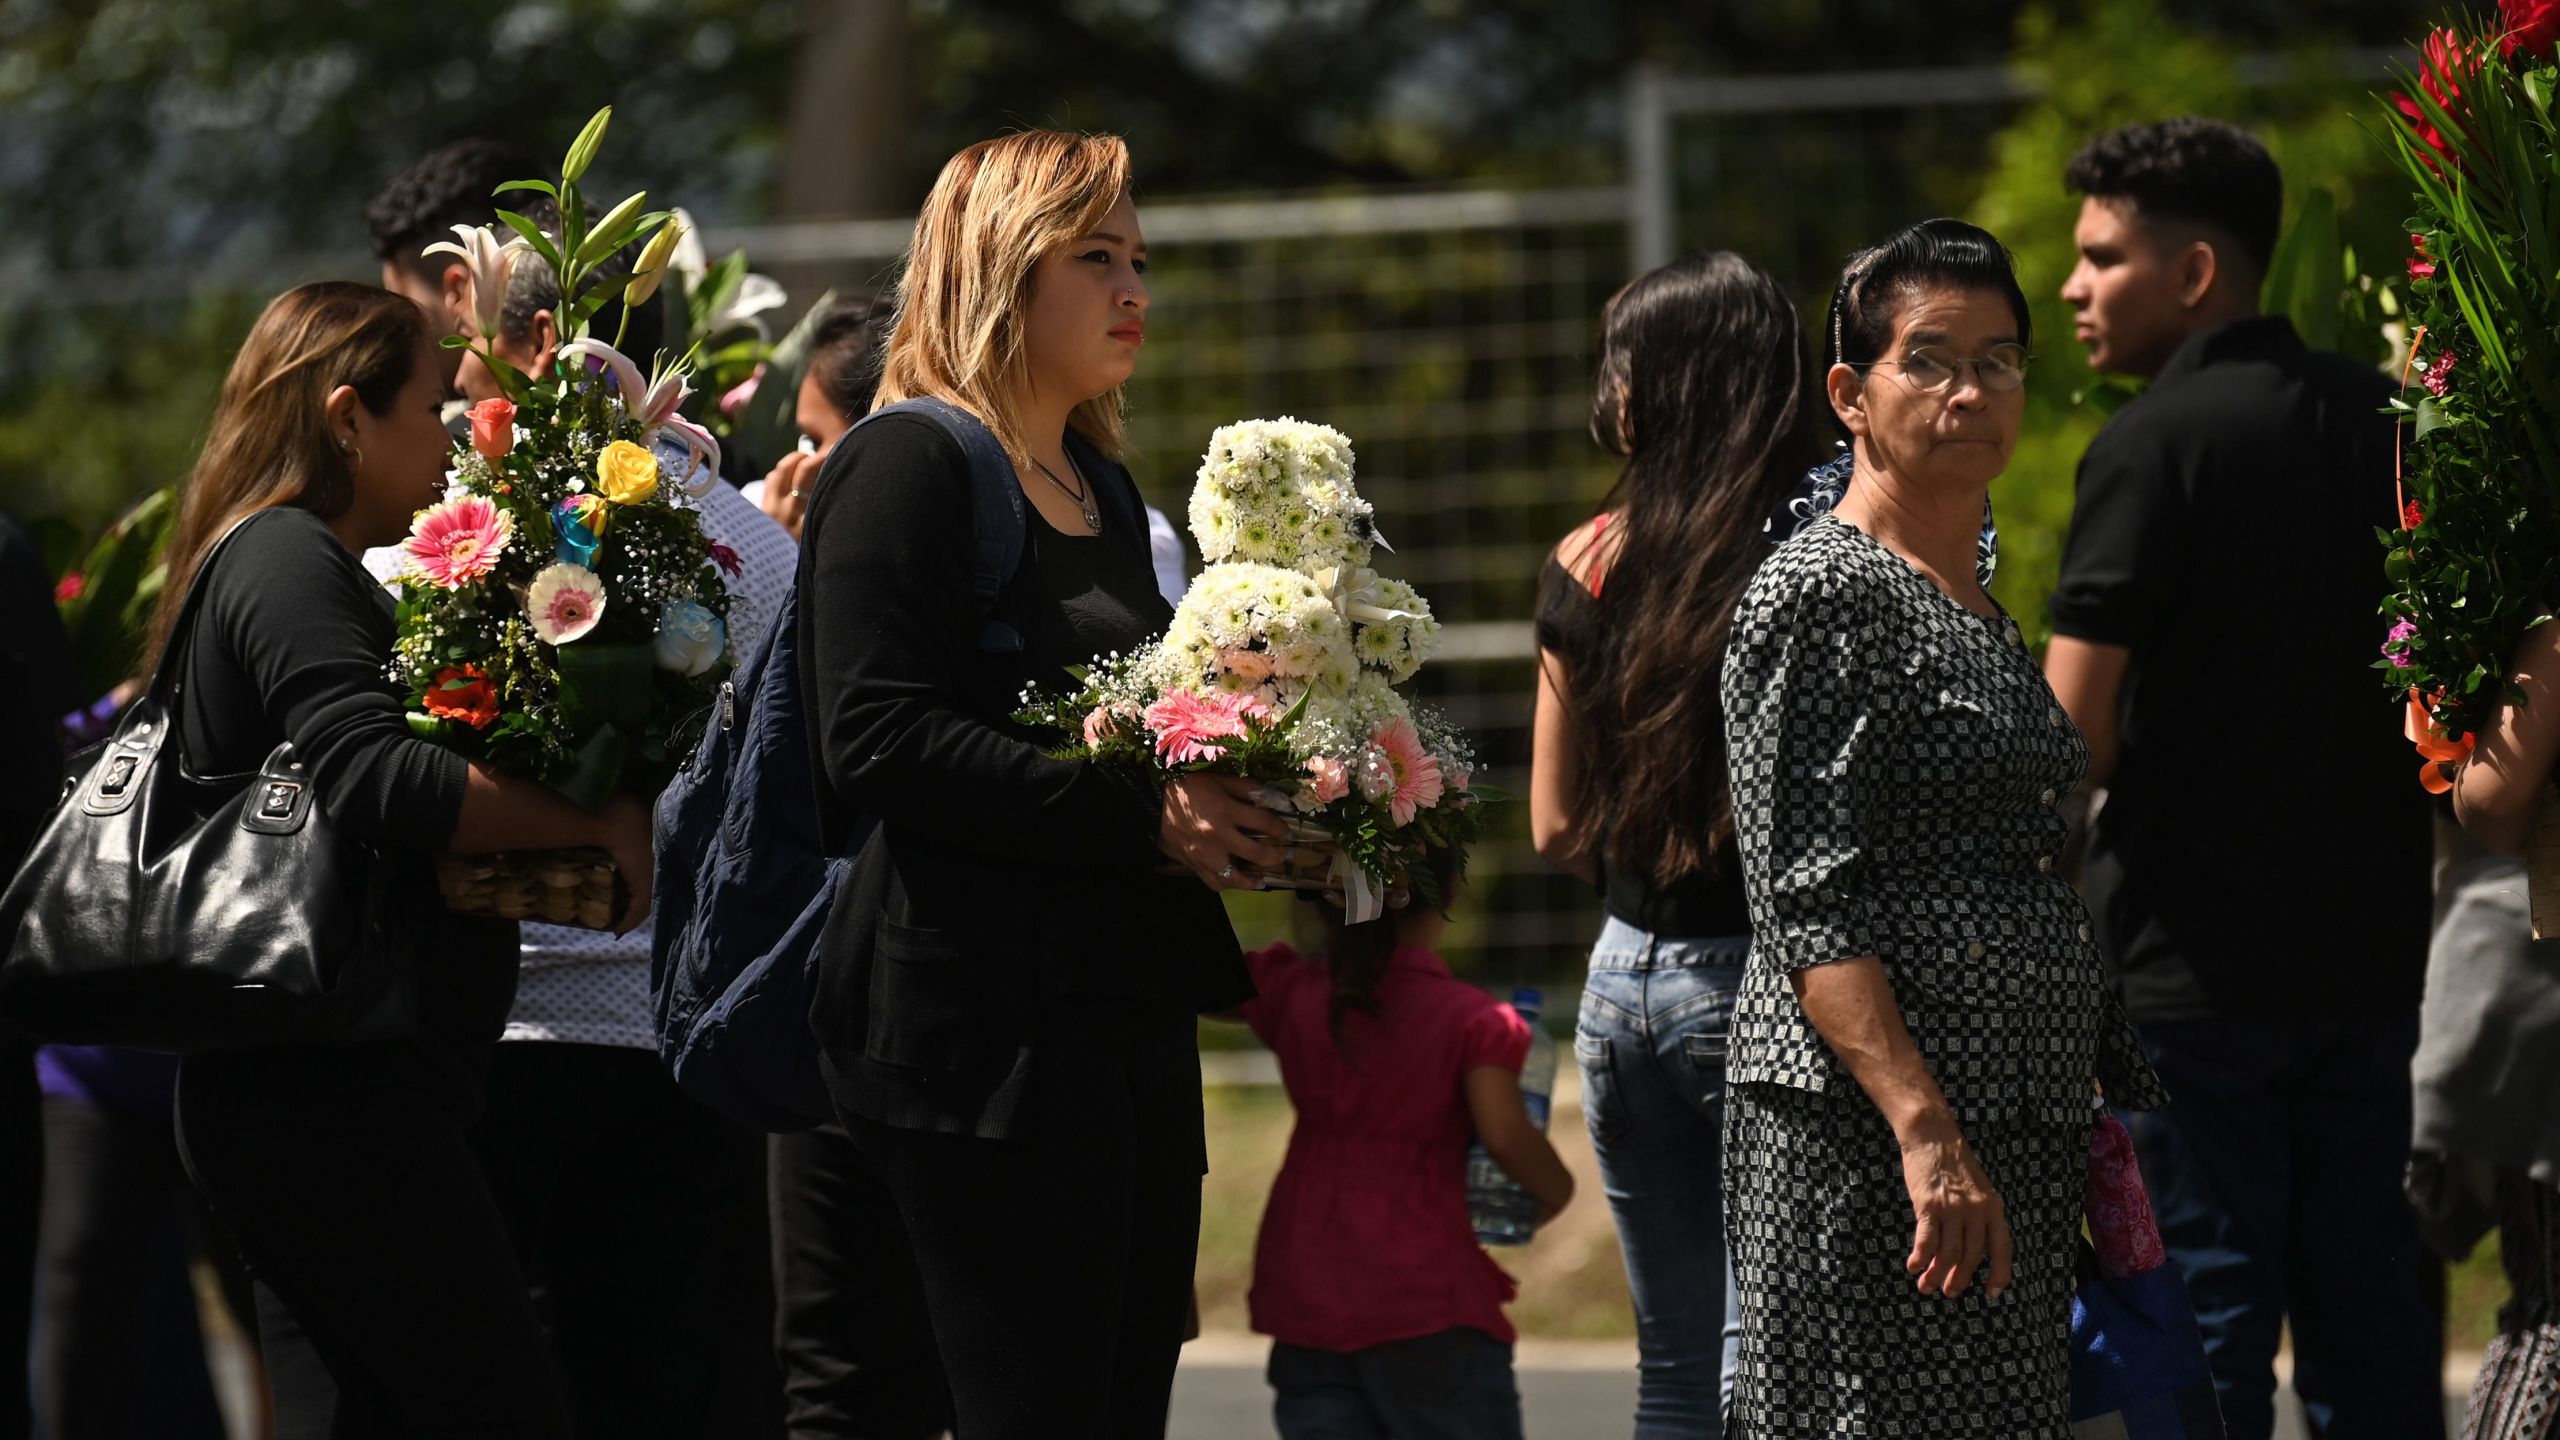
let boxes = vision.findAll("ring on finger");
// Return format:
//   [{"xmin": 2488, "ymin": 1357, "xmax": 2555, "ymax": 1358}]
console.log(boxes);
[{"xmin": 1216, "ymin": 862, "xmax": 1236, "ymax": 879}]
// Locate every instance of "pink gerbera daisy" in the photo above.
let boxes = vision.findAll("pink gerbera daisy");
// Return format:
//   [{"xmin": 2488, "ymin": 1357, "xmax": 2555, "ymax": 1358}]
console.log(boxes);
[
  {"xmin": 525, "ymin": 562, "xmax": 607, "ymax": 645},
  {"xmin": 403, "ymin": 495, "xmax": 513, "ymax": 590},
  {"xmin": 1368, "ymin": 718, "xmax": 1445, "ymax": 826},
  {"xmin": 1144, "ymin": 689, "xmax": 1270, "ymax": 765}
]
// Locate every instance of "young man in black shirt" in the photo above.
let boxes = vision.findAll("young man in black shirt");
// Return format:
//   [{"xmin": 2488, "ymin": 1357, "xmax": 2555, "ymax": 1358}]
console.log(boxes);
[{"xmin": 2045, "ymin": 118, "xmax": 2441, "ymax": 1439}]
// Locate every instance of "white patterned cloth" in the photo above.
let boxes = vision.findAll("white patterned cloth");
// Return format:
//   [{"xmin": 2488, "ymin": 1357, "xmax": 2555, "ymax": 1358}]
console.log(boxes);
[{"xmin": 362, "ymin": 466, "xmax": 798, "ymax": 1049}]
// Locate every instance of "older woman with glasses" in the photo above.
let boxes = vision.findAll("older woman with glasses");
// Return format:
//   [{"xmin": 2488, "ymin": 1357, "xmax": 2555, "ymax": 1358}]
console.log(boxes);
[{"xmin": 1717, "ymin": 219, "xmax": 2167, "ymax": 1438}]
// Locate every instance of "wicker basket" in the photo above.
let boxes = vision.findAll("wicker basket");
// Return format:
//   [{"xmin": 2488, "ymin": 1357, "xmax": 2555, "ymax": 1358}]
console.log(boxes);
[
  {"xmin": 1243, "ymin": 790, "xmax": 1345, "ymax": 896},
  {"xmin": 2531, "ymin": 800, "xmax": 2560, "ymax": 941},
  {"xmin": 435, "ymin": 848, "xmax": 624, "ymax": 930}
]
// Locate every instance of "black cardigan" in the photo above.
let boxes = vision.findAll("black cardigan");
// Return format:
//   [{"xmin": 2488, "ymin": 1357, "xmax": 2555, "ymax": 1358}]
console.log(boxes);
[
  {"xmin": 172, "ymin": 506, "xmax": 517, "ymax": 1057},
  {"xmin": 797, "ymin": 413, "xmax": 1248, "ymax": 1140}
]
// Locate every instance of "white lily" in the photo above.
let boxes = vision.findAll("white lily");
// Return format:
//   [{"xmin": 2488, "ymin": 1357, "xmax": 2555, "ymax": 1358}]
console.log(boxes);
[
  {"xmin": 559, "ymin": 337, "xmax": 691, "ymax": 428},
  {"xmin": 669, "ymin": 207, "xmax": 710, "ymax": 291},
  {"xmin": 421, "ymin": 224, "xmax": 534, "ymax": 340},
  {"xmin": 663, "ymin": 206, "xmax": 789, "ymax": 338},
  {"xmin": 711, "ymin": 272, "xmax": 790, "ymax": 337}
]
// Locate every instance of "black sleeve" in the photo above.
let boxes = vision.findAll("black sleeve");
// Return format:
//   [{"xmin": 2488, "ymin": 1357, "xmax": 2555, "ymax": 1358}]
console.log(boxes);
[
  {"xmin": 0, "ymin": 515, "xmax": 73, "ymax": 869},
  {"xmin": 800, "ymin": 415, "xmax": 1162, "ymax": 866},
  {"xmin": 2047, "ymin": 418, "xmax": 2188, "ymax": 650},
  {"xmin": 198, "ymin": 509, "xmax": 469, "ymax": 849}
]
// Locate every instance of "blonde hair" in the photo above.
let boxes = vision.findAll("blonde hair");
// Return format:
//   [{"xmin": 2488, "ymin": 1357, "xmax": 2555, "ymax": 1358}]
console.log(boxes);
[
  {"xmin": 147, "ymin": 282, "xmax": 425, "ymax": 673},
  {"xmin": 875, "ymin": 130, "xmax": 1133, "ymax": 464}
]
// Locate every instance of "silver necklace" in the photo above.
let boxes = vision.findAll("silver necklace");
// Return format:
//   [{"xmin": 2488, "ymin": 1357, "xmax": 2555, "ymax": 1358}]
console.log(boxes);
[{"xmin": 1030, "ymin": 454, "xmax": 1101, "ymax": 532}]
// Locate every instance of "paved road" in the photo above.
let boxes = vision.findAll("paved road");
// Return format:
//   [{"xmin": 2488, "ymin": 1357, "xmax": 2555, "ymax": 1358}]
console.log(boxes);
[{"xmin": 1169, "ymin": 1344, "xmax": 2471, "ymax": 1438}]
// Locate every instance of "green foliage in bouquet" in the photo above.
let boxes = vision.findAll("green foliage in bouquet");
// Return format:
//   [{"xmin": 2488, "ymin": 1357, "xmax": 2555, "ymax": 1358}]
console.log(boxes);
[
  {"xmin": 2377, "ymin": 13, "xmax": 2560, "ymax": 756},
  {"xmin": 388, "ymin": 108, "xmax": 735, "ymax": 814}
]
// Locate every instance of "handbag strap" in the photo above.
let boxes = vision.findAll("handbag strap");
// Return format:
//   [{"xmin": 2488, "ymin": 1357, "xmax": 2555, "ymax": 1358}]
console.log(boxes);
[{"xmin": 143, "ymin": 508, "xmax": 283, "ymax": 710}]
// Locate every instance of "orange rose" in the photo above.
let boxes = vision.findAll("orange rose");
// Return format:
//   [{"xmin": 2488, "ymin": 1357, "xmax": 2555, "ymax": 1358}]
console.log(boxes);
[
  {"xmin": 469, "ymin": 397, "xmax": 517, "ymax": 461},
  {"xmin": 425, "ymin": 664, "xmax": 502, "ymax": 730}
]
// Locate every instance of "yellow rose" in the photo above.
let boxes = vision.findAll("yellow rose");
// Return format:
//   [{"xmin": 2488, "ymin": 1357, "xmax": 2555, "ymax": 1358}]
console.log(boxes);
[{"xmin": 595, "ymin": 440, "xmax": 661, "ymax": 505}]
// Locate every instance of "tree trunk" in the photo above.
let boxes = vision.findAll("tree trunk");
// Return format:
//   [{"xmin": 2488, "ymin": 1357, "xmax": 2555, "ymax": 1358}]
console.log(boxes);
[{"xmin": 780, "ymin": 0, "xmax": 915, "ymax": 220}]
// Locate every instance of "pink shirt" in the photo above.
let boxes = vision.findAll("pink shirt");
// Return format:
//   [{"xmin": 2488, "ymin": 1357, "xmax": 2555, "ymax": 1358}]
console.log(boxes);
[{"xmin": 1239, "ymin": 941, "xmax": 1533, "ymax": 1351}]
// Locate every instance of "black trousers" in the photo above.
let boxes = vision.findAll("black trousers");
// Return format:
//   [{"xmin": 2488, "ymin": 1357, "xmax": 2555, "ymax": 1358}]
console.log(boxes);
[
  {"xmin": 35, "ymin": 1095, "xmax": 251, "ymax": 1440},
  {"xmin": 0, "ymin": 1041, "xmax": 36, "ymax": 1440},
  {"xmin": 176, "ymin": 1036, "xmax": 571, "ymax": 1439},
  {"xmin": 471, "ymin": 1042, "xmax": 777, "ymax": 1440},
  {"xmin": 770, "ymin": 1120, "xmax": 951, "ymax": 1439},
  {"xmin": 831, "ymin": 1000, "xmax": 1205, "ymax": 1440}
]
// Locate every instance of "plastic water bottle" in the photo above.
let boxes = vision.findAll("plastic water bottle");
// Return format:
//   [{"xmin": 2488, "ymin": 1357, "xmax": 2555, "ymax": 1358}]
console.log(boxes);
[{"xmin": 1467, "ymin": 987, "xmax": 1552, "ymax": 1246}]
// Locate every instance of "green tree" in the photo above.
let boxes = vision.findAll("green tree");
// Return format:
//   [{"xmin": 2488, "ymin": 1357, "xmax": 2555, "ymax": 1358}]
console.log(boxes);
[{"xmin": 1966, "ymin": 0, "xmax": 2405, "ymax": 638}]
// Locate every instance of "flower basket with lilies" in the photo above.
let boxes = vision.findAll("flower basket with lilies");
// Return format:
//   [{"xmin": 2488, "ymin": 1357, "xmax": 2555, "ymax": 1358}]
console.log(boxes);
[
  {"xmin": 388, "ymin": 108, "xmax": 735, "ymax": 927},
  {"xmin": 1014, "ymin": 420, "xmax": 1493, "ymax": 923},
  {"xmin": 2377, "ymin": 5, "xmax": 2560, "ymax": 925}
]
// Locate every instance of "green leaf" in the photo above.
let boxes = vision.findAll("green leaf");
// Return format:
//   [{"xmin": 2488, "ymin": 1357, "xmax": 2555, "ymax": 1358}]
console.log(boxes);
[
  {"xmin": 560, "ymin": 107, "xmax": 612, "ymax": 186},
  {"xmin": 494, "ymin": 178, "xmax": 558, "ymax": 200},
  {"xmin": 549, "ymin": 722, "xmax": 629, "ymax": 814},
  {"xmin": 733, "ymin": 287, "xmax": 838, "ymax": 475},
  {"xmin": 2264, "ymin": 187, "xmax": 2343, "ymax": 352},
  {"xmin": 492, "ymin": 208, "xmax": 564, "ymax": 275},
  {"xmin": 2414, "ymin": 399, "xmax": 2453, "ymax": 439}
]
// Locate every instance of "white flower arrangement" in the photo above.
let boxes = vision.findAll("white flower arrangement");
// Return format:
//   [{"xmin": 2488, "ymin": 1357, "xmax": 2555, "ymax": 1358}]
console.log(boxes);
[
  {"xmin": 1189, "ymin": 417, "xmax": 1382, "ymax": 572},
  {"xmin": 1018, "ymin": 417, "xmax": 1488, "ymax": 919}
]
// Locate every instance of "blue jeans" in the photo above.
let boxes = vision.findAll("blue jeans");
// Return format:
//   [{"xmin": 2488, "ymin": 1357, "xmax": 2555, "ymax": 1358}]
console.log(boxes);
[
  {"xmin": 1268, "ymin": 1328, "xmax": 1523, "ymax": 1440},
  {"xmin": 2117, "ymin": 1015, "xmax": 2443, "ymax": 1440},
  {"xmin": 1575, "ymin": 917, "xmax": 1745, "ymax": 1440}
]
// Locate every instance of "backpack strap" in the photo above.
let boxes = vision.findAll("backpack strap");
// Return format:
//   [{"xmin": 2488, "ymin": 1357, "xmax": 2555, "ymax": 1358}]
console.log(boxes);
[{"xmin": 849, "ymin": 397, "xmax": 1027, "ymax": 655}]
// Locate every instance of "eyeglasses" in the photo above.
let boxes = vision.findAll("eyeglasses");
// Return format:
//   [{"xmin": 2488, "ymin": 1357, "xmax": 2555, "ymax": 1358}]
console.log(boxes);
[{"xmin": 1849, "ymin": 343, "xmax": 2033, "ymax": 395}]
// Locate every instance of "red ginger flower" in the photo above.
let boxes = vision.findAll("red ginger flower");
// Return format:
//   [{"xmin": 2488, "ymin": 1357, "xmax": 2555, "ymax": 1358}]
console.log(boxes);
[
  {"xmin": 2409, "ymin": 233, "xmax": 2438, "ymax": 282},
  {"xmin": 2502, "ymin": 0, "xmax": 2560, "ymax": 61},
  {"xmin": 2403, "ymin": 499, "xmax": 2426, "ymax": 531},
  {"xmin": 2395, "ymin": 28, "xmax": 2479, "ymax": 173}
]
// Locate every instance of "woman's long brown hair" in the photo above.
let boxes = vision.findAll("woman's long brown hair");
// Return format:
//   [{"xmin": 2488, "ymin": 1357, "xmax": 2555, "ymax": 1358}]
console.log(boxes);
[
  {"xmin": 1557, "ymin": 251, "xmax": 1816, "ymax": 888},
  {"xmin": 145, "ymin": 282, "xmax": 425, "ymax": 674}
]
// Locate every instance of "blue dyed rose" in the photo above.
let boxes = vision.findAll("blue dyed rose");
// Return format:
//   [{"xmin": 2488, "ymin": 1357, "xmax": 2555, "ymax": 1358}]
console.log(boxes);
[{"xmin": 652, "ymin": 599, "xmax": 727, "ymax": 677}]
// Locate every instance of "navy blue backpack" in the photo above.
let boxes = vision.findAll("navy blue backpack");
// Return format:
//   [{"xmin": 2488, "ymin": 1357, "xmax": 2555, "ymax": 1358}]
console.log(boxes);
[{"xmin": 649, "ymin": 397, "xmax": 1138, "ymax": 1131}]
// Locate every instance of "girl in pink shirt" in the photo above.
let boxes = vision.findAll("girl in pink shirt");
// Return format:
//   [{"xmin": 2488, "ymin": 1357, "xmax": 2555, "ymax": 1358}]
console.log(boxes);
[{"xmin": 1229, "ymin": 866, "xmax": 1576, "ymax": 1439}]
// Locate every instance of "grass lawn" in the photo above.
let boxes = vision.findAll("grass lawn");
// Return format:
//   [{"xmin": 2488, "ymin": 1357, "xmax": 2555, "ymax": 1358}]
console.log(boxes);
[{"xmin": 1196, "ymin": 1049, "xmax": 2514, "ymax": 1351}]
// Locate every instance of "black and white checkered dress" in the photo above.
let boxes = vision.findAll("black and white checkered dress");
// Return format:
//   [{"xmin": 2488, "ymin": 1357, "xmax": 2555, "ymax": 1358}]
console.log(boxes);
[{"xmin": 1717, "ymin": 515, "xmax": 2168, "ymax": 1438}]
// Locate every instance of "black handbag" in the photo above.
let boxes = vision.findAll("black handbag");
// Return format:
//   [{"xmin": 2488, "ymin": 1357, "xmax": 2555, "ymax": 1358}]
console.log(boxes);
[{"xmin": 0, "ymin": 516, "xmax": 422, "ymax": 1051}]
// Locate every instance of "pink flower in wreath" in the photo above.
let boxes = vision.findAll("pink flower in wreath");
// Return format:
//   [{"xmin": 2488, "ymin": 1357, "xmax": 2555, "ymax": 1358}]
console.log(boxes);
[
  {"xmin": 403, "ymin": 494, "xmax": 514, "ymax": 590},
  {"xmin": 709, "ymin": 541, "xmax": 744, "ymax": 578},
  {"xmin": 1302, "ymin": 754, "xmax": 1351, "ymax": 806},
  {"xmin": 2382, "ymin": 617, "xmax": 2419, "ymax": 668},
  {"xmin": 525, "ymin": 562, "xmax": 607, "ymax": 645},
  {"xmin": 1083, "ymin": 705, "xmax": 1120, "ymax": 748},
  {"xmin": 1368, "ymin": 718, "xmax": 1445, "ymax": 827},
  {"xmin": 2424, "ymin": 349, "xmax": 2458, "ymax": 397},
  {"xmin": 1144, "ymin": 689, "xmax": 1270, "ymax": 765}
]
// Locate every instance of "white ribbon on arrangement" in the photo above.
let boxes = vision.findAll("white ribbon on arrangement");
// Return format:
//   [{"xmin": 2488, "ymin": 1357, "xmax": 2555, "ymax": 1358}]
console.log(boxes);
[
  {"xmin": 1334, "ymin": 851, "xmax": 1383, "ymax": 924},
  {"xmin": 1312, "ymin": 563, "xmax": 1421, "ymax": 629}
]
